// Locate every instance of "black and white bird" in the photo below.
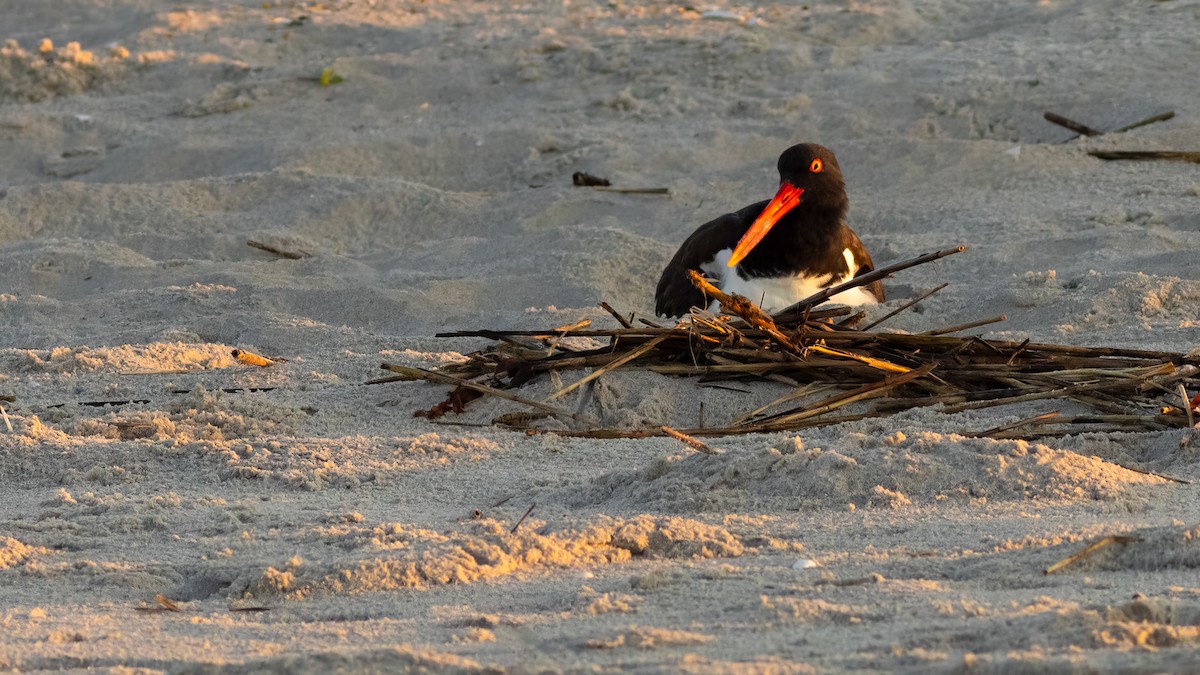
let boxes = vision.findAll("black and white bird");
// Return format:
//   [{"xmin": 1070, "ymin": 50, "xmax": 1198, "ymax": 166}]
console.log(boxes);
[{"xmin": 655, "ymin": 143, "xmax": 884, "ymax": 317}]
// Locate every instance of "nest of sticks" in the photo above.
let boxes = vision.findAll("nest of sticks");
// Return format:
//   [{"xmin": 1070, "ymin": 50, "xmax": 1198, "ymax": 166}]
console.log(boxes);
[{"xmin": 371, "ymin": 246, "xmax": 1200, "ymax": 442}]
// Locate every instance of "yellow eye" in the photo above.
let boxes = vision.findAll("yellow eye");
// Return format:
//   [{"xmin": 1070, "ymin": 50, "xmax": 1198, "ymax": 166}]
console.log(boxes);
[{"xmin": 810, "ymin": 158, "xmax": 823, "ymax": 173}]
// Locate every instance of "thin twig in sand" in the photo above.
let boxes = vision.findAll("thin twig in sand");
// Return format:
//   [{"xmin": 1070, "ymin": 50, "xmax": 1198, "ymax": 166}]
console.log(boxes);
[
  {"xmin": 594, "ymin": 186, "xmax": 670, "ymax": 194},
  {"xmin": 510, "ymin": 502, "xmax": 537, "ymax": 533},
  {"xmin": 1044, "ymin": 535, "xmax": 1138, "ymax": 575},
  {"xmin": 247, "ymin": 239, "xmax": 310, "ymax": 259},
  {"xmin": 921, "ymin": 315, "xmax": 1006, "ymax": 336},
  {"xmin": 599, "ymin": 301, "xmax": 634, "ymax": 328},
  {"xmin": 661, "ymin": 425, "xmax": 719, "ymax": 454},
  {"xmin": 1113, "ymin": 111, "xmax": 1175, "ymax": 133},
  {"xmin": 1043, "ymin": 112, "xmax": 1102, "ymax": 136},
  {"xmin": 1088, "ymin": 150, "xmax": 1200, "ymax": 163},
  {"xmin": 968, "ymin": 411, "xmax": 1061, "ymax": 438},
  {"xmin": 861, "ymin": 282, "xmax": 948, "ymax": 331},
  {"xmin": 546, "ymin": 335, "xmax": 669, "ymax": 401}
]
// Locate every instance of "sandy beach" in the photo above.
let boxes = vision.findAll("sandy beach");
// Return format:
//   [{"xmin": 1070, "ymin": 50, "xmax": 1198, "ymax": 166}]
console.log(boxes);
[{"xmin": 3, "ymin": 0, "xmax": 1200, "ymax": 671}]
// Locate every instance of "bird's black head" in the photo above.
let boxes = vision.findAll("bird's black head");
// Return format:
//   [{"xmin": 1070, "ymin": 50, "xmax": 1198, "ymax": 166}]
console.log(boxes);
[
  {"xmin": 726, "ymin": 143, "xmax": 849, "ymax": 268},
  {"xmin": 776, "ymin": 143, "xmax": 847, "ymax": 214}
]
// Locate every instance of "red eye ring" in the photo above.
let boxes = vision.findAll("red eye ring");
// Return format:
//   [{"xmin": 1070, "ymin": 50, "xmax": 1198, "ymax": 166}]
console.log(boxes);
[{"xmin": 810, "ymin": 158, "xmax": 823, "ymax": 173}]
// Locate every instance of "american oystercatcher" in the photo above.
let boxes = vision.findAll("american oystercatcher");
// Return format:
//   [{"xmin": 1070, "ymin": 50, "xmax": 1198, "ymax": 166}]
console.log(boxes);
[{"xmin": 655, "ymin": 143, "xmax": 884, "ymax": 317}]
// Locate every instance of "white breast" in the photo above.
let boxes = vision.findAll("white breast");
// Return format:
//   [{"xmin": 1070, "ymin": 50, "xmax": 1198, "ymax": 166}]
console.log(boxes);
[{"xmin": 703, "ymin": 248, "xmax": 878, "ymax": 313}]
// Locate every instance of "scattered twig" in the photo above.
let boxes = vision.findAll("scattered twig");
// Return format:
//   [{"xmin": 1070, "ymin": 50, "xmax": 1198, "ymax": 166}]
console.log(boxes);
[
  {"xmin": 247, "ymin": 239, "xmax": 310, "ymax": 260},
  {"xmin": 968, "ymin": 411, "xmax": 1061, "ymax": 438},
  {"xmin": 0, "ymin": 404, "xmax": 11, "ymax": 433},
  {"xmin": 1044, "ymin": 535, "xmax": 1138, "ymax": 575},
  {"xmin": 661, "ymin": 425, "xmax": 719, "ymax": 455},
  {"xmin": 922, "ymin": 315, "xmax": 1006, "ymax": 336},
  {"xmin": 510, "ymin": 502, "xmax": 537, "ymax": 533},
  {"xmin": 1113, "ymin": 111, "xmax": 1174, "ymax": 134},
  {"xmin": 1005, "ymin": 338, "xmax": 1031, "ymax": 366},
  {"xmin": 546, "ymin": 335, "xmax": 669, "ymax": 401},
  {"xmin": 552, "ymin": 318, "xmax": 591, "ymax": 333},
  {"xmin": 0, "ymin": 394, "xmax": 15, "ymax": 403},
  {"xmin": 594, "ymin": 187, "xmax": 670, "ymax": 195},
  {"xmin": 599, "ymin": 301, "xmax": 633, "ymax": 329},
  {"xmin": 1181, "ymin": 383, "xmax": 1196, "ymax": 429},
  {"xmin": 1088, "ymin": 150, "xmax": 1200, "ymax": 163},
  {"xmin": 1043, "ymin": 112, "xmax": 1102, "ymax": 137},
  {"xmin": 861, "ymin": 282, "xmax": 948, "ymax": 331}
]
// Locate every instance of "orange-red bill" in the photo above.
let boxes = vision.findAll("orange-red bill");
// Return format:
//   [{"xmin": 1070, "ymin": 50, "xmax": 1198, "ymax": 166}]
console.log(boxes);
[{"xmin": 726, "ymin": 182, "xmax": 804, "ymax": 267}]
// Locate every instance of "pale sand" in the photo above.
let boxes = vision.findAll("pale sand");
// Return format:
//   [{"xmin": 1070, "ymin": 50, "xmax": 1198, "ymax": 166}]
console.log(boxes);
[{"xmin": 3, "ymin": 1, "xmax": 1200, "ymax": 672}]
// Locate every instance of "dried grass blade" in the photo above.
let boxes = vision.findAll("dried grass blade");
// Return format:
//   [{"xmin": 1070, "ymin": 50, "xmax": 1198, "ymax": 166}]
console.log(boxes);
[
  {"xmin": 1044, "ymin": 536, "xmax": 1138, "ymax": 575},
  {"xmin": 599, "ymin": 301, "xmax": 633, "ymax": 328},
  {"xmin": 861, "ymin": 282, "xmax": 949, "ymax": 331},
  {"xmin": 749, "ymin": 363, "xmax": 936, "ymax": 429},
  {"xmin": 968, "ymin": 411, "xmax": 1061, "ymax": 438},
  {"xmin": 921, "ymin": 315, "xmax": 1007, "ymax": 336},
  {"xmin": 731, "ymin": 383, "xmax": 832, "ymax": 426},
  {"xmin": 661, "ymin": 426, "xmax": 719, "ymax": 454},
  {"xmin": 545, "ymin": 335, "xmax": 669, "ymax": 401}
]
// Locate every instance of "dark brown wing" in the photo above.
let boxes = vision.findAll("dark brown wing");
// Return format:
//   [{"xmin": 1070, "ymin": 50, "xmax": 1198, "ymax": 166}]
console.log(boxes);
[
  {"xmin": 844, "ymin": 229, "xmax": 885, "ymax": 303},
  {"xmin": 654, "ymin": 201, "xmax": 766, "ymax": 317}
]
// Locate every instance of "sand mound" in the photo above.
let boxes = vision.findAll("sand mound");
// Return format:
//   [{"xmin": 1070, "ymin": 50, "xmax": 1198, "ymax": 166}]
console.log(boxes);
[
  {"xmin": 554, "ymin": 431, "xmax": 1165, "ymax": 512},
  {"xmin": 5, "ymin": 342, "xmax": 234, "ymax": 374},
  {"xmin": 243, "ymin": 515, "xmax": 750, "ymax": 599},
  {"xmin": 0, "ymin": 39, "xmax": 136, "ymax": 102},
  {"xmin": 175, "ymin": 647, "xmax": 490, "ymax": 675},
  {"xmin": 0, "ymin": 537, "xmax": 45, "ymax": 570}
]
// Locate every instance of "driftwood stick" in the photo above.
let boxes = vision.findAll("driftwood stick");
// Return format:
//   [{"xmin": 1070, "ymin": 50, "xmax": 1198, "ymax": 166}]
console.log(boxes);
[
  {"xmin": 661, "ymin": 426, "xmax": 719, "ymax": 454},
  {"xmin": 247, "ymin": 240, "xmax": 310, "ymax": 259},
  {"xmin": 599, "ymin": 301, "xmax": 633, "ymax": 329},
  {"xmin": 380, "ymin": 363, "xmax": 589, "ymax": 423},
  {"xmin": 1088, "ymin": 150, "xmax": 1200, "ymax": 163},
  {"xmin": 773, "ymin": 246, "xmax": 966, "ymax": 321},
  {"xmin": 922, "ymin": 315, "xmax": 1006, "ymax": 336},
  {"xmin": 746, "ymin": 363, "xmax": 936, "ymax": 430},
  {"xmin": 731, "ymin": 383, "xmax": 834, "ymax": 426},
  {"xmin": 1113, "ymin": 111, "xmax": 1174, "ymax": 133},
  {"xmin": 940, "ymin": 368, "xmax": 1174, "ymax": 414},
  {"xmin": 594, "ymin": 186, "xmax": 670, "ymax": 195},
  {"xmin": 968, "ymin": 411, "xmax": 1061, "ymax": 438},
  {"xmin": 510, "ymin": 502, "xmax": 537, "ymax": 533},
  {"xmin": 1044, "ymin": 535, "xmax": 1138, "ymax": 575},
  {"xmin": 546, "ymin": 335, "xmax": 669, "ymax": 401},
  {"xmin": 861, "ymin": 282, "xmax": 949, "ymax": 331},
  {"xmin": 1043, "ymin": 112, "xmax": 1102, "ymax": 136}
]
